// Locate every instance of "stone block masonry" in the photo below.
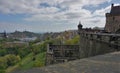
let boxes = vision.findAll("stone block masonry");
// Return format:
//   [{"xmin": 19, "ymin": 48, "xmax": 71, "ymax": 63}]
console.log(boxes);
[
  {"xmin": 105, "ymin": 4, "xmax": 120, "ymax": 33},
  {"xmin": 46, "ymin": 44, "xmax": 79, "ymax": 65}
]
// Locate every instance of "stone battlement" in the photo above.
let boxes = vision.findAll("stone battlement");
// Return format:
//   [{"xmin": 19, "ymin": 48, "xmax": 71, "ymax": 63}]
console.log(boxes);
[
  {"xmin": 78, "ymin": 21, "xmax": 120, "ymax": 58},
  {"xmin": 46, "ymin": 44, "xmax": 79, "ymax": 65},
  {"xmin": 79, "ymin": 32, "xmax": 120, "ymax": 47}
]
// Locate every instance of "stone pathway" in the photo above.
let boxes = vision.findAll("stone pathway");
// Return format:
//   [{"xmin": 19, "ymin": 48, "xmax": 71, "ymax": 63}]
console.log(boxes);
[{"xmin": 12, "ymin": 51, "xmax": 120, "ymax": 73}]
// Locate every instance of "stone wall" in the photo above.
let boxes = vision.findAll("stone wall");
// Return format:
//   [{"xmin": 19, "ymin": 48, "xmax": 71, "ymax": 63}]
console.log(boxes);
[
  {"xmin": 105, "ymin": 4, "xmax": 120, "ymax": 33},
  {"xmin": 46, "ymin": 44, "xmax": 79, "ymax": 65},
  {"xmin": 79, "ymin": 32, "xmax": 120, "ymax": 59},
  {"xmin": 105, "ymin": 14, "xmax": 120, "ymax": 33},
  {"xmin": 46, "ymin": 31, "xmax": 120, "ymax": 65}
]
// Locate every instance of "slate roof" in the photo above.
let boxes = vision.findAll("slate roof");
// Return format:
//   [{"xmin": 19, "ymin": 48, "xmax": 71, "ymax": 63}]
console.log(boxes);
[{"xmin": 110, "ymin": 5, "xmax": 120, "ymax": 15}]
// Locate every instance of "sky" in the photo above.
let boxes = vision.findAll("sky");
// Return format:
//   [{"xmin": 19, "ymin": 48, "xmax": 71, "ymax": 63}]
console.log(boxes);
[{"xmin": 0, "ymin": 0, "xmax": 120, "ymax": 33}]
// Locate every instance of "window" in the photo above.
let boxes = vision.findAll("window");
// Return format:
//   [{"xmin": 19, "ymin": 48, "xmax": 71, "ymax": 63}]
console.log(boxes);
[{"xmin": 49, "ymin": 48, "xmax": 52, "ymax": 52}]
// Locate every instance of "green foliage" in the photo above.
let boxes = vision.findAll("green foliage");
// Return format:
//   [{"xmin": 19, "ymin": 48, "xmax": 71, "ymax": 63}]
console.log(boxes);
[
  {"xmin": 0, "ymin": 54, "xmax": 21, "ymax": 72},
  {"xmin": 17, "ymin": 47, "xmax": 30, "ymax": 58},
  {"xmin": 0, "ymin": 57, "xmax": 7, "ymax": 69},
  {"xmin": 18, "ymin": 53, "xmax": 34, "ymax": 70},
  {"xmin": 31, "ymin": 40, "xmax": 52, "ymax": 55},
  {"xmin": 0, "ymin": 49, "xmax": 7, "ymax": 56},
  {"xmin": 0, "ymin": 33, "xmax": 80, "ymax": 72},
  {"xmin": 0, "ymin": 44, "xmax": 30, "ymax": 58},
  {"xmin": 34, "ymin": 52, "xmax": 46, "ymax": 67},
  {"xmin": 18, "ymin": 52, "xmax": 46, "ymax": 70},
  {"xmin": 0, "ymin": 70, "xmax": 5, "ymax": 73},
  {"xmin": 65, "ymin": 35, "xmax": 80, "ymax": 45},
  {"xmin": 5, "ymin": 54, "xmax": 21, "ymax": 66},
  {"xmin": 51, "ymin": 37, "xmax": 63, "ymax": 44}
]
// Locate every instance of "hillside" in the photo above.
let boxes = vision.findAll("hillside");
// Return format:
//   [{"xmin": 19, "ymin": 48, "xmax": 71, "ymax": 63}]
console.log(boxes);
[
  {"xmin": 10, "ymin": 31, "xmax": 41, "ymax": 38},
  {"xmin": 0, "ymin": 30, "xmax": 79, "ymax": 73}
]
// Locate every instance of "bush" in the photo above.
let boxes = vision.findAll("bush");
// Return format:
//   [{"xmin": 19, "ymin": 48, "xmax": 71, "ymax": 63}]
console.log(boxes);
[
  {"xmin": 5, "ymin": 54, "xmax": 21, "ymax": 66},
  {"xmin": 0, "ymin": 57, "xmax": 7, "ymax": 69},
  {"xmin": 0, "ymin": 70, "xmax": 5, "ymax": 73}
]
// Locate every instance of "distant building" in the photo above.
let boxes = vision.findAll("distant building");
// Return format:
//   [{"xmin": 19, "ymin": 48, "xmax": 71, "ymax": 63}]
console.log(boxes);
[
  {"xmin": 0, "ymin": 31, "xmax": 7, "ymax": 38},
  {"xmin": 3, "ymin": 31, "xmax": 7, "ymax": 38},
  {"xmin": 105, "ymin": 4, "xmax": 120, "ymax": 33},
  {"xmin": 19, "ymin": 37, "xmax": 37, "ymax": 42}
]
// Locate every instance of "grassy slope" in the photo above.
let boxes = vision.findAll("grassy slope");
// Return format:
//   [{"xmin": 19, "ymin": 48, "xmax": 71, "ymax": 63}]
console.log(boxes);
[
  {"xmin": 6, "ymin": 52, "xmax": 46, "ymax": 73},
  {"xmin": 19, "ymin": 52, "xmax": 46, "ymax": 69},
  {"xmin": 6, "ymin": 35, "xmax": 79, "ymax": 73}
]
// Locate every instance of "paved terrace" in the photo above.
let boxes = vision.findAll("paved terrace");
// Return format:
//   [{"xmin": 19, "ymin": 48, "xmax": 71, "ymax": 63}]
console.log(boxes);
[{"xmin": 12, "ymin": 51, "xmax": 120, "ymax": 73}]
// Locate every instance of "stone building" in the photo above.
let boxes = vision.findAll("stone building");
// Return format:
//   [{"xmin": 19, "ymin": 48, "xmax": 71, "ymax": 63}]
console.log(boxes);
[{"xmin": 105, "ymin": 4, "xmax": 120, "ymax": 33}]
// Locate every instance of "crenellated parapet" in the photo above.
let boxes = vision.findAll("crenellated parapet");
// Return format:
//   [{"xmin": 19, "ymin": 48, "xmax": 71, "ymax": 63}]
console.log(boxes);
[
  {"xmin": 78, "ymin": 20, "xmax": 120, "ymax": 59},
  {"xmin": 80, "ymin": 32, "xmax": 120, "ymax": 49}
]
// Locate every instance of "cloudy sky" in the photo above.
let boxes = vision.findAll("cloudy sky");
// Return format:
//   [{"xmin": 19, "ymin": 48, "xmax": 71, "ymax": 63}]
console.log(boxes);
[{"xmin": 0, "ymin": 0, "xmax": 119, "ymax": 32}]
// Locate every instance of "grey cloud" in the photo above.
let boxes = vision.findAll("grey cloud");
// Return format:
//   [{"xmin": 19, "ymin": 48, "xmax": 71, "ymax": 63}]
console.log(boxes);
[
  {"xmin": 0, "ymin": 0, "xmax": 114, "ymax": 31},
  {"xmin": 65, "ymin": 12, "xmax": 81, "ymax": 19}
]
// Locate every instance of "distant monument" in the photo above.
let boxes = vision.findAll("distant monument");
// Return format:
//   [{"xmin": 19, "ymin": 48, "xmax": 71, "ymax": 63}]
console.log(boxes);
[
  {"xmin": 3, "ymin": 30, "xmax": 7, "ymax": 38},
  {"xmin": 105, "ymin": 4, "xmax": 120, "ymax": 33}
]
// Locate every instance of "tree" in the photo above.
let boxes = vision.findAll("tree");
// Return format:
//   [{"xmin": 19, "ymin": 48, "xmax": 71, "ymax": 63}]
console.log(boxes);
[{"xmin": 5, "ymin": 54, "xmax": 21, "ymax": 66}]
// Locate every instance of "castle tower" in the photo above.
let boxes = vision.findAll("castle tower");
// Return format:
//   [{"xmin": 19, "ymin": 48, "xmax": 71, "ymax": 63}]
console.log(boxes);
[{"xmin": 105, "ymin": 4, "xmax": 120, "ymax": 33}]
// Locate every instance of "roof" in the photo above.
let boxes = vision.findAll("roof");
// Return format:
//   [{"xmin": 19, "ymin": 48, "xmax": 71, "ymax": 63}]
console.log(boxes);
[
  {"xmin": 110, "ymin": 5, "xmax": 120, "ymax": 15},
  {"xmin": 11, "ymin": 51, "xmax": 120, "ymax": 73}
]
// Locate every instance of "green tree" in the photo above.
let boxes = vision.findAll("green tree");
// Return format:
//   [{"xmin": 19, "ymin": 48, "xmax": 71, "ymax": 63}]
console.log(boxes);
[
  {"xmin": 5, "ymin": 54, "xmax": 21, "ymax": 66},
  {"xmin": 65, "ymin": 35, "xmax": 80, "ymax": 45}
]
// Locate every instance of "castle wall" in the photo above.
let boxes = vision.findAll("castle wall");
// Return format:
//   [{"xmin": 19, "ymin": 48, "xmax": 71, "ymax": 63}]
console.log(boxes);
[
  {"xmin": 46, "ymin": 45, "xmax": 79, "ymax": 65},
  {"xmin": 79, "ymin": 33, "xmax": 120, "ymax": 59},
  {"xmin": 105, "ymin": 15, "xmax": 120, "ymax": 32},
  {"xmin": 46, "ymin": 32, "xmax": 120, "ymax": 65}
]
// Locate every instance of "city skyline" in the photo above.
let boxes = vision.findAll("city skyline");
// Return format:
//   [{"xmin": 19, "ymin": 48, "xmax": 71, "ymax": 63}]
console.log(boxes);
[{"xmin": 0, "ymin": 0, "xmax": 119, "ymax": 33}]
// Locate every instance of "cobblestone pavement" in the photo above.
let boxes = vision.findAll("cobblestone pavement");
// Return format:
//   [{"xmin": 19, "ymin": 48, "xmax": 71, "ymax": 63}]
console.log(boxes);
[{"xmin": 12, "ymin": 51, "xmax": 120, "ymax": 73}]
